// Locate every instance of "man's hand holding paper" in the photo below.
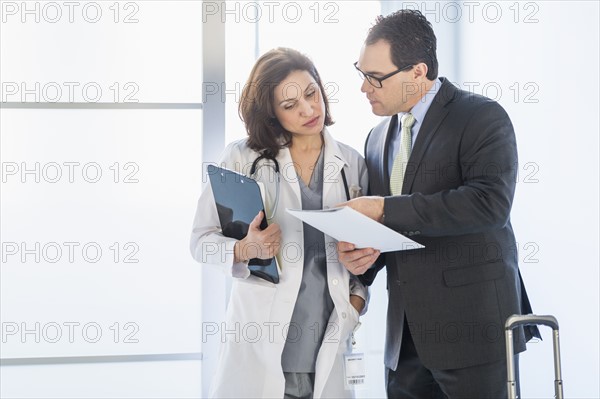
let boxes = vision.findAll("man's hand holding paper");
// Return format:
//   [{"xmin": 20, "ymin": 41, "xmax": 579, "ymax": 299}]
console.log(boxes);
[
  {"xmin": 286, "ymin": 205, "xmax": 423, "ymax": 252},
  {"xmin": 337, "ymin": 196, "xmax": 385, "ymax": 223}
]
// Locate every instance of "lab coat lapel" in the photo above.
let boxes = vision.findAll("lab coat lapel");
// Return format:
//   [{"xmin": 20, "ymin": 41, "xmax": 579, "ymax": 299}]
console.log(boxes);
[
  {"xmin": 322, "ymin": 129, "xmax": 347, "ymax": 205},
  {"xmin": 276, "ymin": 145, "xmax": 302, "ymax": 210}
]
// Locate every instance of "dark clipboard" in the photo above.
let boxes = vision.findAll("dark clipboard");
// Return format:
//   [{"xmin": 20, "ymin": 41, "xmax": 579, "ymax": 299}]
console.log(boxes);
[{"xmin": 207, "ymin": 165, "xmax": 280, "ymax": 284}]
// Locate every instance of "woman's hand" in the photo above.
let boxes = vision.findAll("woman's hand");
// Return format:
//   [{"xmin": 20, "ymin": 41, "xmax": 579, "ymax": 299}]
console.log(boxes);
[
  {"xmin": 338, "ymin": 241, "xmax": 380, "ymax": 276},
  {"xmin": 350, "ymin": 294, "xmax": 365, "ymax": 315},
  {"xmin": 234, "ymin": 211, "xmax": 281, "ymax": 263}
]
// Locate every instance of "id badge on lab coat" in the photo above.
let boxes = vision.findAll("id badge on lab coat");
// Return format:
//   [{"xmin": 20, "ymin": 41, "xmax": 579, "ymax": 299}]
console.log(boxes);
[
  {"xmin": 344, "ymin": 326, "xmax": 365, "ymax": 389},
  {"xmin": 343, "ymin": 352, "xmax": 366, "ymax": 388}
]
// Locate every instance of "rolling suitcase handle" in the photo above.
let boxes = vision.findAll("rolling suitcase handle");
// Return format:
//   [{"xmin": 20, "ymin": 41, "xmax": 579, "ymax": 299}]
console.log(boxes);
[{"xmin": 505, "ymin": 314, "xmax": 563, "ymax": 399}]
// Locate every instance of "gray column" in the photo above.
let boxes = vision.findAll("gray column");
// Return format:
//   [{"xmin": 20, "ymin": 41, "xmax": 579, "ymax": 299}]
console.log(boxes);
[{"xmin": 201, "ymin": 3, "xmax": 226, "ymax": 397}]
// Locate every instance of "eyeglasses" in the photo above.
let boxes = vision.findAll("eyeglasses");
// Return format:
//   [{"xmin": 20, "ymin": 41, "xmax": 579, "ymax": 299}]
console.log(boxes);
[{"xmin": 353, "ymin": 62, "xmax": 414, "ymax": 88}]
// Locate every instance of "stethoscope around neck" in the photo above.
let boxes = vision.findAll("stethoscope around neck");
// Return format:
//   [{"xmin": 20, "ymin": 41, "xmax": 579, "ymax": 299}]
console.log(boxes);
[{"xmin": 249, "ymin": 152, "xmax": 351, "ymax": 220}]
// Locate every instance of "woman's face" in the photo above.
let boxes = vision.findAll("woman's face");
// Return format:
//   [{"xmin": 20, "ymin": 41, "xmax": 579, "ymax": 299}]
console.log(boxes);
[{"xmin": 272, "ymin": 70, "xmax": 326, "ymax": 137}]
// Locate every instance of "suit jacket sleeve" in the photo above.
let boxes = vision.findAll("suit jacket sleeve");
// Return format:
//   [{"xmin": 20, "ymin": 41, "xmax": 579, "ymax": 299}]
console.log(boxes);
[{"xmin": 383, "ymin": 101, "xmax": 518, "ymax": 237}]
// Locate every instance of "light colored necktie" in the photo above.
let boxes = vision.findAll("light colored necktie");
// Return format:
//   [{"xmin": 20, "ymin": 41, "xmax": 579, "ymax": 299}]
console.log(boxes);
[{"xmin": 389, "ymin": 113, "xmax": 416, "ymax": 195}]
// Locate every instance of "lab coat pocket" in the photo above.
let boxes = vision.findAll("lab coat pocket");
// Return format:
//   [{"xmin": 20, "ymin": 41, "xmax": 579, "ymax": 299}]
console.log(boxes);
[{"xmin": 227, "ymin": 278, "xmax": 277, "ymax": 338}]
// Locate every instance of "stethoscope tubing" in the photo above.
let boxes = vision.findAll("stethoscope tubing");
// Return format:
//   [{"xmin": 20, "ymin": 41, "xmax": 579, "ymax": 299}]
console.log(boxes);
[{"xmin": 250, "ymin": 153, "xmax": 350, "ymax": 220}]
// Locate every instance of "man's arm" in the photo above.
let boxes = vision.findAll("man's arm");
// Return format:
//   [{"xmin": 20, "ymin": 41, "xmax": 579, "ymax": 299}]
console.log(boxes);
[
  {"xmin": 343, "ymin": 101, "xmax": 517, "ymax": 237},
  {"xmin": 384, "ymin": 101, "xmax": 517, "ymax": 236}
]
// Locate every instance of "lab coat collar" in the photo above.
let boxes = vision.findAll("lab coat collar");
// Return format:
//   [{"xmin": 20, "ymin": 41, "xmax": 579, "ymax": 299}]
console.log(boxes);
[{"xmin": 322, "ymin": 127, "xmax": 349, "ymax": 171}]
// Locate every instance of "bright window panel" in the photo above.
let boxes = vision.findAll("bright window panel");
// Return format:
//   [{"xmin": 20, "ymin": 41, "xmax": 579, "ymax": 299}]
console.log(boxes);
[
  {"xmin": 1, "ymin": 108, "xmax": 204, "ymax": 357},
  {"xmin": 0, "ymin": 1, "xmax": 203, "ymax": 103},
  {"xmin": 0, "ymin": 360, "xmax": 202, "ymax": 398}
]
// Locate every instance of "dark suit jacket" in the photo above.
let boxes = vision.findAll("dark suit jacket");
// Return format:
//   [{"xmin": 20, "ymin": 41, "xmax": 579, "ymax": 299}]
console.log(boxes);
[{"xmin": 363, "ymin": 78, "xmax": 540, "ymax": 371}]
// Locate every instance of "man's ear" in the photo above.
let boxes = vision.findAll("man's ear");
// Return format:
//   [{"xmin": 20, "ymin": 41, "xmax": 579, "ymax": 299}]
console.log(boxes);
[{"xmin": 412, "ymin": 62, "xmax": 429, "ymax": 81}]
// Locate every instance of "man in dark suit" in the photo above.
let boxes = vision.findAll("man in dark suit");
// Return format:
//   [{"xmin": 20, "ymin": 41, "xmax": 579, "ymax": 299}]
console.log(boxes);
[{"xmin": 338, "ymin": 9, "xmax": 540, "ymax": 398}]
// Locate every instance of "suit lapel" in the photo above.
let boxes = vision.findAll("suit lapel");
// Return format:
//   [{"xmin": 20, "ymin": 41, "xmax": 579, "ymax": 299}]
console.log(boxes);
[{"xmin": 403, "ymin": 79, "xmax": 456, "ymax": 194}]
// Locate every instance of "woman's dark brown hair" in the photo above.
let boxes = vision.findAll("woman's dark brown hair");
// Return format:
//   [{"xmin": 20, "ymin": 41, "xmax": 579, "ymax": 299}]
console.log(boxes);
[{"xmin": 239, "ymin": 47, "xmax": 334, "ymax": 157}]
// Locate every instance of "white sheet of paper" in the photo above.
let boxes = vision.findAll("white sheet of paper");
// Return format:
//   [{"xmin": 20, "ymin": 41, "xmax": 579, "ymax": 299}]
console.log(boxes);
[{"xmin": 286, "ymin": 207, "xmax": 424, "ymax": 253}]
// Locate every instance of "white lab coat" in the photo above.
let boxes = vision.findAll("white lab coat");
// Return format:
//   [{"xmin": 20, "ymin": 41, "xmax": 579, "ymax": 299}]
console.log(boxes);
[{"xmin": 190, "ymin": 129, "xmax": 369, "ymax": 398}]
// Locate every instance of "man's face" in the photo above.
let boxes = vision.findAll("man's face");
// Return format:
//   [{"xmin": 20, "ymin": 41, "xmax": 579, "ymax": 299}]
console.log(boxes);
[{"xmin": 356, "ymin": 40, "xmax": 423, "ymax": 116}]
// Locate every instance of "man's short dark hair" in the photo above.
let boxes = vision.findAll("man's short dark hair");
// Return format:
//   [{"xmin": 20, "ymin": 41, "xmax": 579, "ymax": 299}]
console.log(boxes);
[{"xmin": 366, "ymin": 9, "xmax": 438, "ymax": 80}]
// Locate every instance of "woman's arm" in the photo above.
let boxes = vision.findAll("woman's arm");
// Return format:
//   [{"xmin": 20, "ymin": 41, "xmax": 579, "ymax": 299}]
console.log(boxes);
[{"xmin": 349, "ymin": 275, "xmax": 368, "ymax": 315}]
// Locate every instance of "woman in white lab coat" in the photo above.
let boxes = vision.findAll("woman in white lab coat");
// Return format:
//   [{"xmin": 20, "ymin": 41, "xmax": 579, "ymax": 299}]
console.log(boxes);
[{"xmin": 190, "ymin": 48, "xmax": 369, "ymax": 398}]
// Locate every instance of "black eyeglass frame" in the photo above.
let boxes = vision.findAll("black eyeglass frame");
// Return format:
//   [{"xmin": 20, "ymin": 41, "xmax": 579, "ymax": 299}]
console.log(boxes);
[{"xmin": 353, "ymin": 61, "xmax": 414, "ymax": 88}]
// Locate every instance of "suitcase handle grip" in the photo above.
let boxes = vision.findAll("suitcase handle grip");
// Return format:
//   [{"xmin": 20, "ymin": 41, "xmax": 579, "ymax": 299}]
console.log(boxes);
[
  {"xmin": 505, "ymin": 314, "xmax": 558, "ymax": 331},
  {"xmin": 505, "ymin": 314, "xmax": 563, "ymax": 399}
]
